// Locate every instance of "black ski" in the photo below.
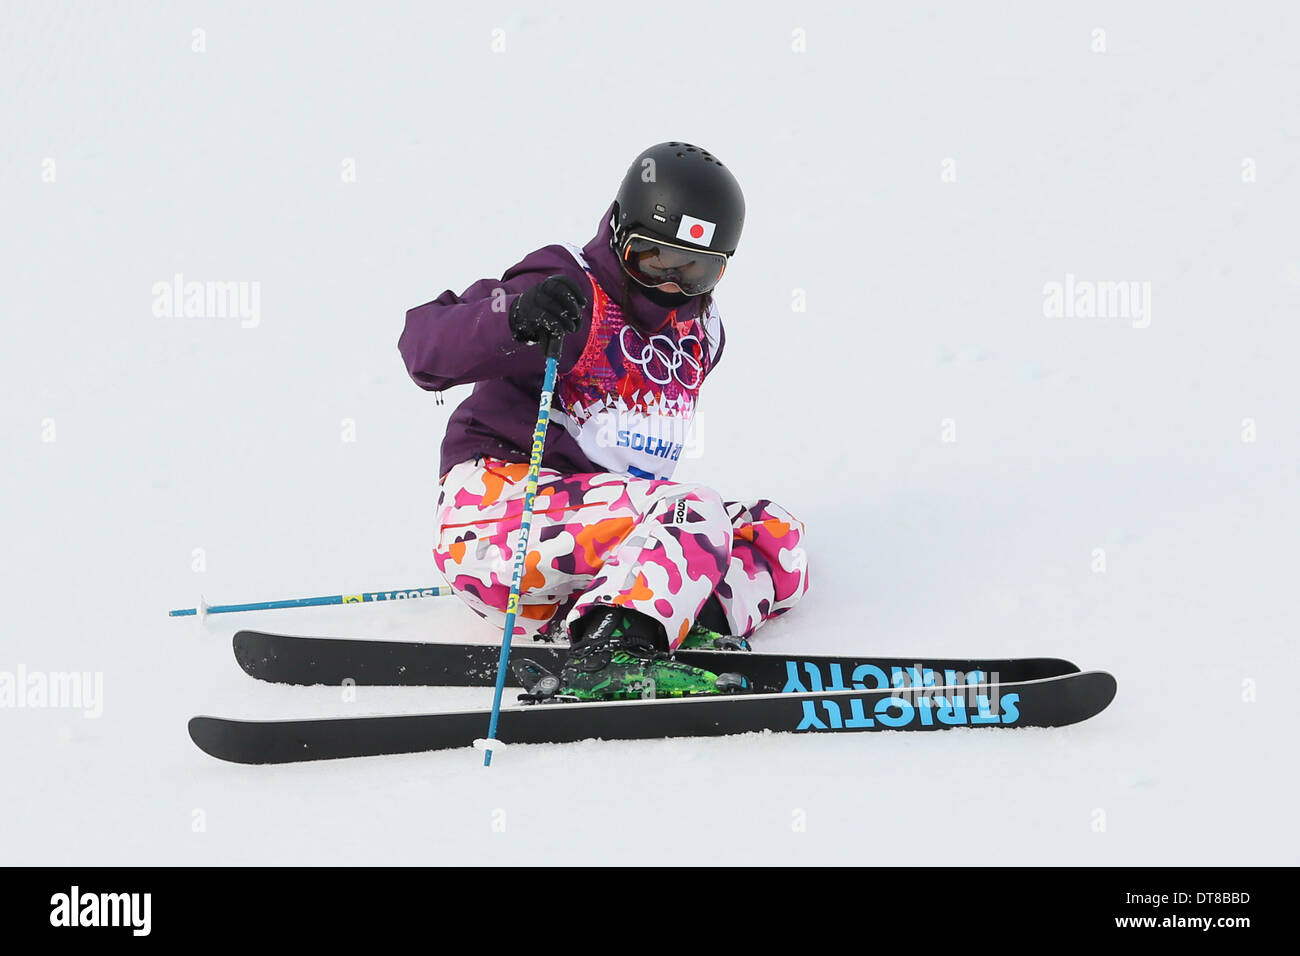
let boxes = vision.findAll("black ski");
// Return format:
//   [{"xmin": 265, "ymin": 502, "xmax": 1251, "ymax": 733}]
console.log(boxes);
[
  {"xmin": 231, "ymin": 629, "xmax": 1078, "ymax": 693},
  {"xmin": 189, "ymin": 670, "xmax": 1118, "ymax": 764}
]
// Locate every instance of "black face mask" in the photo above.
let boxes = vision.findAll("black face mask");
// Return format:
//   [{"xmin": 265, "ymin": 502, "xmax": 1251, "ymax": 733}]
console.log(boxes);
[{"xmin": 640, "ymin": 284, "xmax": 693, "ymax": 308}]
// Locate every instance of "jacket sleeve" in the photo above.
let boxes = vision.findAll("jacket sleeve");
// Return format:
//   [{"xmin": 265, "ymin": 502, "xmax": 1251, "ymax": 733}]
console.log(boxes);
[{"xmin": 399, "ymin": 246, "xmax": 591, "ymax": 390}]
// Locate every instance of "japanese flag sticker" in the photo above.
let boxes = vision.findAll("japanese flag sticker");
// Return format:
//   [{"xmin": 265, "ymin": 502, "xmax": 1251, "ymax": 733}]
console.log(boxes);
[{"xmin": 676, "ymin": 214, "xmax": 716, "ymax": 247}]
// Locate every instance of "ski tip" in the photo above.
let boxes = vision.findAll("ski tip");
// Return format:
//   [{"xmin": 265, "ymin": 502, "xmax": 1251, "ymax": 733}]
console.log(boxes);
[
  {"xmin": 188, "ymin": 716, "xmax": 225, "ymax": 761},
  {"xmin": 188, "ymin": 716, "xmax": 262, "ymax": 765},
  {"xmin": 1061, "ymin": 670, "xmax": 1118, "ymax": 724},
  {"xmin": 1090, "ymin": 669, "xmax": 1118, "ymax": 706},
  {"xmin": 231, "ymin": 630, "xmax": 273, "ymax": 680}
]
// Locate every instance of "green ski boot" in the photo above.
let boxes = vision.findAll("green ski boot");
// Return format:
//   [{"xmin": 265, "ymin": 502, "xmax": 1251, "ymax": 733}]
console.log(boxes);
[
  {"xmin": 677, "ymin": 624, "xmax": 752, "ymax": 652},
  {"xmin": 555, "ymin": 607, "xmax": 748, "ymax": 701},
  {"xmin": 676, "ymin": 595, "xmax": 751, "ymax": 651}
]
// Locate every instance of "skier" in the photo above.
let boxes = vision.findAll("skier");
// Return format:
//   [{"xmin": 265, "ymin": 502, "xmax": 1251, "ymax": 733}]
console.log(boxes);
[{"xmin": 399, "ymin": 142, "xmax": 809, "ymax": 700}]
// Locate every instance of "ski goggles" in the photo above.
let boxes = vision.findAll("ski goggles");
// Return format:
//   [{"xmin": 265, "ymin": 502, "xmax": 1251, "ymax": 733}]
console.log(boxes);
[{"xmin": 619, "ymin": 233, "xmax": 729, "ymax": 296}]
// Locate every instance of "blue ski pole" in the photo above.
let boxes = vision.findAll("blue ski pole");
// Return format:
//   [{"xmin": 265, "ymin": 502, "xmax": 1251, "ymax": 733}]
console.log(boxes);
[
  {"xmin": 168, "ymin": 586, "xmax": 453, "ymax": 619},
  {"xmin": 479, "ymin": 333, "xmax": 564, "ymax": 766}
]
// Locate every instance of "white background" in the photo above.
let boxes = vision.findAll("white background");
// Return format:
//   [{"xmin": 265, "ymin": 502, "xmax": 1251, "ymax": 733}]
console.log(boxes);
[{"xmin": 3, "ymin": 1, "xmax": 1297, "ymax": 864}]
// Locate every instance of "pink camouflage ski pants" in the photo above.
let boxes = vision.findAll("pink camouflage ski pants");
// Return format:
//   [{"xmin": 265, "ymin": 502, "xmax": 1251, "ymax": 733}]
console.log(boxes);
[{"xmin": 433, "ymin": 458, "xmax": 810, "ymax": 646}]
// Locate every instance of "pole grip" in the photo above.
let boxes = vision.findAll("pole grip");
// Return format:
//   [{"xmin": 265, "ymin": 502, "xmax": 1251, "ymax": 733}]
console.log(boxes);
[{"xmin": 544, "ymin": 333, "xmax": 564, "ymax": 360}]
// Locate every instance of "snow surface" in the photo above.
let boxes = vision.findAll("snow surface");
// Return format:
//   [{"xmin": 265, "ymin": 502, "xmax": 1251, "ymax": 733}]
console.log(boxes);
[{"xmin": 3, "ymin": 2, "xmax": 1298, "ymax": 865}]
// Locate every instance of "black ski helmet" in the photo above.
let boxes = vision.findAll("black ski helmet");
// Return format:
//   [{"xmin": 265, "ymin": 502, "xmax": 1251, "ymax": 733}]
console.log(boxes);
[{"xmin": 612, "ymin": 142, "xmax": 745, "ymax": 257}]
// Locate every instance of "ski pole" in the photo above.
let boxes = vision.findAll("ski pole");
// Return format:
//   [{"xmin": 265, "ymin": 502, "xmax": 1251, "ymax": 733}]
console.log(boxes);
[
  {"xmin": 168, "ymin": 586, "xmax": 453, "ymax": 619},
  {"xmin": 479, "ymin": 333, "xmax": 563, "ymax": 767}
]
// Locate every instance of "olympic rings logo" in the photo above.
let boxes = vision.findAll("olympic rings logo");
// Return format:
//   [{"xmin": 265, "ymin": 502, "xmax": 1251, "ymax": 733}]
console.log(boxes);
[{"xmin": 618, "ymin": 326, "xmax": 704, "ymax": 388}]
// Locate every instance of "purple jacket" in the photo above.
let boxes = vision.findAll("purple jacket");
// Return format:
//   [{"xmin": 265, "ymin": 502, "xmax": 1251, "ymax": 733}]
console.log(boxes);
[{"xmin": 400, "ymin": 205, "xmax": 725, "ymax": 477}]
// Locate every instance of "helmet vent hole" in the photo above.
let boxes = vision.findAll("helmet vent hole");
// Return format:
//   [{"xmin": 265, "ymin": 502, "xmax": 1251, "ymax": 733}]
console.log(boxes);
[{"xmin": 676, "ymin": 152, "xmax": 685, "ymax": 158}]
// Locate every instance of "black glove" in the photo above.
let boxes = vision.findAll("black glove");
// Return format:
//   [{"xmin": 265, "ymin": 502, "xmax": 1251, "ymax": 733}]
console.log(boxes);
[{"xmin": 508, "ymin": 275, "xmax": 587, "ymax": 346}]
